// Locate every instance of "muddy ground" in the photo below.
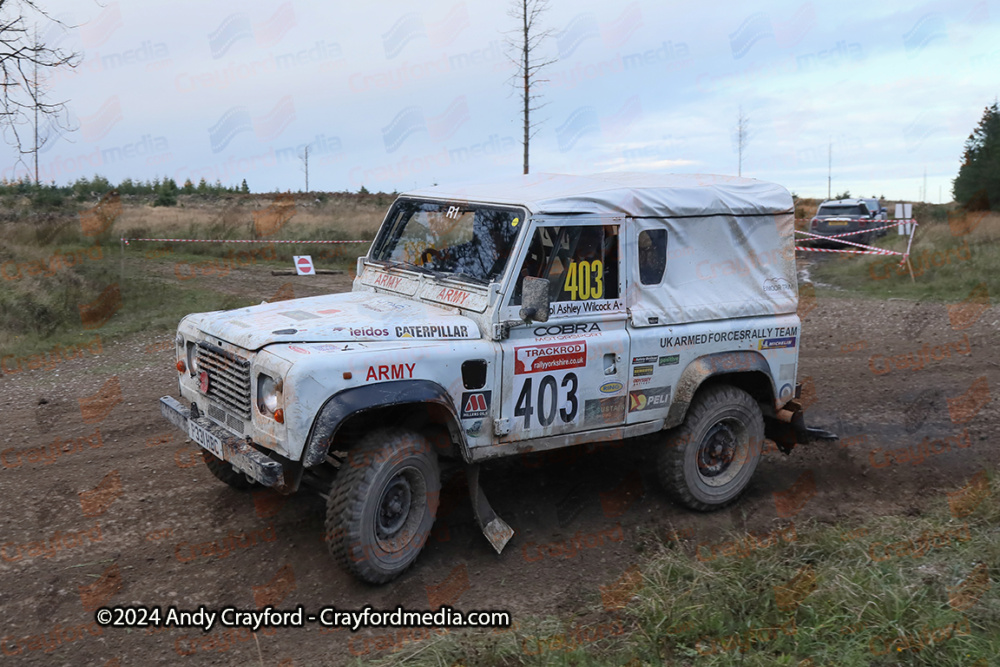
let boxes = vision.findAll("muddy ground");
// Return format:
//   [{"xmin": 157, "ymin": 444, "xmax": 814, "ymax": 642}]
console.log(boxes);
[{"xmin": 0, "ymin": 258, "xmax": 997, "ymax": 666}]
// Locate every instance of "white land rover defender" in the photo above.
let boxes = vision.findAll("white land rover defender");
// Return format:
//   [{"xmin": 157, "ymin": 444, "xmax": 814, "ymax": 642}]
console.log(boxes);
[{"xmin": 161, "ymin": 173, "xmax": 831, "ymax": 584}]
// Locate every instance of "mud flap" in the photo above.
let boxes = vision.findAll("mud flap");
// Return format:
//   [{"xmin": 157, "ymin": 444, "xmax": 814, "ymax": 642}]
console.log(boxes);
[
  {"xmin": 766, "ymin": 398, "xmax": 838, "ymax": 453},
  {"xmin": 466, "ymin": 464, "xmax": 514, "ymax": 554}
]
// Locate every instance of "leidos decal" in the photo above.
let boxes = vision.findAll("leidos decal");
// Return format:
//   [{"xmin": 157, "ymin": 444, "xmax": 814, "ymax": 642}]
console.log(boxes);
[
  {"xmin": 534, "ymin": 323, "xmax": 600, "ymax": 337},
  {"xmin": 460, "ymin": 391, "xmax": 491, "ymax": 419},
  {"xmin": 366, "ymin": 363, "xmax": 416, "ymax": 381},
  {"xmin": 514, "ymin": 341, "xmax": 587, "ymax": 375},
  {"xmin": 629, "ymin": 386, "xmax": 671, "ymax": 412},
  {"xmin": 350, "ymin": 327, "xmax": 389, "ymax": 337}
]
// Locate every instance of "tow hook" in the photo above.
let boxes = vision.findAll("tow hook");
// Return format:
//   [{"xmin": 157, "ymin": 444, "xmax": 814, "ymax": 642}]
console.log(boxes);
[{"xmin": 769, "ymin": 399, "xmax": 838, "ymax": 452}]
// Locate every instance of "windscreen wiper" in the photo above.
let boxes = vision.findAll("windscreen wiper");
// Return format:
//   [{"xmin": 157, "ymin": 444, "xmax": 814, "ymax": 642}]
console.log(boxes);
[
  {"xmin": 433, "ymin": 271, "xmax": 488, "ymax": 286},
  {"xmin": 382, "ymin": 260, "xmax": 434, "ymax": 275}
]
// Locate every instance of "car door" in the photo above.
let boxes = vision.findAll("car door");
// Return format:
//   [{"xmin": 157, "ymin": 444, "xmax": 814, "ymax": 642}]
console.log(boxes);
[{"xmin": 496, "ymin": 217, "xmax": 629, "ymax": 442}]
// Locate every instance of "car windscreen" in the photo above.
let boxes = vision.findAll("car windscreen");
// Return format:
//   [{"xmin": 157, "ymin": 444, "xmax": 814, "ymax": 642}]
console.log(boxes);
[
  {"xmin": 370, "ymin": 199, "xmax": 525, "ymax": 285},
  {"xmin": 817, "ymin": 205, "xmax": 867, "ymax": 217}
]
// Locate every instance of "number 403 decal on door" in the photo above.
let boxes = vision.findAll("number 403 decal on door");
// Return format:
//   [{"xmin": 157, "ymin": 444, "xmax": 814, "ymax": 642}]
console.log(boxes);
[{"xmin": 514, "ymin": 372, "xmax": 579, "ymax": 429}]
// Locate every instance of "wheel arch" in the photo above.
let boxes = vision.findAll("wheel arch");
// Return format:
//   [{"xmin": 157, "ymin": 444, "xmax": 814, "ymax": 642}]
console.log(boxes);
[
  {"xmin": 664, "ymin": 351, "xmax": 777, "ymax": 430},
  {"xmin": 301, "ymin": 380, "xmax": 467, "ymax": 468}
]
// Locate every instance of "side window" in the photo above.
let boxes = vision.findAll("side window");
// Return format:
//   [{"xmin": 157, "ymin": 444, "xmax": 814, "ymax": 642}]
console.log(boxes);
[
  {"xmin": 638, "ymin": 229, "xmax": 667, "ymax": 285},
  {"xmin": 512, "ymin": 225, "xmax": 620, "ymax": 305}
]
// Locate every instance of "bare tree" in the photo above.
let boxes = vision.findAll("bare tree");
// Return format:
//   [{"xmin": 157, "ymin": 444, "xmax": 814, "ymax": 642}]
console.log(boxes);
[
  {"xmin": 505, "ymin": 0, "xmax": 555, "ymax": 175},
  {"xmin": 735, "ymin": 106, "xmax": 749, "ymax": 177},
  {"xmin": 300, "ymin": 144, "xmax": 309, "ymax": 192},
  {"xmin": 1, "ymin": 0, "xmax": 79, "ymax": 180}
]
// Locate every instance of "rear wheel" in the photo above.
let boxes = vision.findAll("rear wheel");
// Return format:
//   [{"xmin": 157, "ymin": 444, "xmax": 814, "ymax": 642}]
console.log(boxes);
[
  {"xmin": 326, "ymin": 428, "xmax": 440, "ymax": 584},
  {"xmin": 657, "ymin": 385, "xmax": 764, "ymax": 511},
  {"xmin": 202, "ymin": 450, "xmax": 260, "ymax": 491}
]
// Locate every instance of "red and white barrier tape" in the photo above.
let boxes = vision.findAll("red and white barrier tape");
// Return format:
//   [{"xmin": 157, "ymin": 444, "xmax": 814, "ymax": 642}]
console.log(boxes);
[
  {"xmin": 794, "ymin": 246, "xmax": 895, "ymax": 255},
  {"xmin": 794, "ymin": 218, "xmax": 917, "ymax": 224},
  {"xmin": 122, "ymin": 237, "xmax": 372, "ymax": 245},
  {"xmin": 795, "ymin": 230, "xmax": 900, "ymax": 255},
  {"xmin": 796, "ymin": 219, "xmax": 918, "ymax": 240},
  {"xmin": 795, "ymin": 221, "xmax": 919, "ymax": 267}
]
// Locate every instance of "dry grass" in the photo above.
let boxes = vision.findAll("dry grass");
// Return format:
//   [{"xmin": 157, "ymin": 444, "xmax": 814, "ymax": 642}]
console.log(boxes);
[
  {"xmin": 920, "ymin": 211, "xmax": 1000, "ymax": 245},
  {"xmin": 116, "ymin": 193, "xmax": 387, "ymax": 242}
]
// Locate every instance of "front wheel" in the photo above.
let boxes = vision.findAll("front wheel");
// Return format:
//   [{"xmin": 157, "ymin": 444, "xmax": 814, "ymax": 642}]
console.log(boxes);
[
  {"xmin": 657, "ymin": 385, "xmax": 764, "ymax": 511},
  {"xmin": 325, "ymin": 428, "xmax": 440, "ymax": 584}
]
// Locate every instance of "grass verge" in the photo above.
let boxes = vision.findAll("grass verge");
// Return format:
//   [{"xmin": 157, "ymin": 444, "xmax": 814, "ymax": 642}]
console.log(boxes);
[
  {"xmin": 355, "ymin": 470, "xmax": 999, "ymax": 667},
  {"xmin": 808, "ymin": 213, "xmax": 1000, "ymax": 303}
]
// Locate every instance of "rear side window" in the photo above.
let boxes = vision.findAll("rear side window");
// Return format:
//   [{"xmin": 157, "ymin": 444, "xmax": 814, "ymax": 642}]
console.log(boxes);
[{"xmin": 638, "ymin": 229, "xmax": 667, "ymax": 285}]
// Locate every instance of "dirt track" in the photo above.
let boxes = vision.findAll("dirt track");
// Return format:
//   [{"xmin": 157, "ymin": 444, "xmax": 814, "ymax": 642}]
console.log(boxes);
[{"xmin": 0, "ymin": 263, "xmax": 997, "ymax": 666}]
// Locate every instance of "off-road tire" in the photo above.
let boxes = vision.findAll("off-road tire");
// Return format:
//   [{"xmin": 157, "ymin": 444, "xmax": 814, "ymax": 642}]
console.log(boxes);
[
  {"xmin": 202, "ymin": 450, "xmax": 260, "ymax": 491},
  {"xmin": 657, "ymin": 385, "xmax": 764, "ymax": 511},
  {"xmin": 325, "ymin": 428, "xmax": 440, "ymax": 584}
]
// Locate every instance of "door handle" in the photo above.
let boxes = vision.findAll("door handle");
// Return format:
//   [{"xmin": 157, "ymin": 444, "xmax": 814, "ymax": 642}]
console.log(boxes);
[{"xmin": 604, "ymin": 353, "xmax": 617, "ymax": 375}]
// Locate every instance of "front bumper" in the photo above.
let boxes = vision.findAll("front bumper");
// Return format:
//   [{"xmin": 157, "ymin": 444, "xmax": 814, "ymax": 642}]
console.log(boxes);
[{"xmin": 160, "ymin": 395, "xmax": 284, "ymax": 487}]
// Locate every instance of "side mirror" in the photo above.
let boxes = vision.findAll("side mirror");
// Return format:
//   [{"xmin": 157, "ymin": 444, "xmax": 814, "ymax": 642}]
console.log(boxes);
[{"xmin": 519, "ymin": 277, "xmax": 550, "ymax": 323}]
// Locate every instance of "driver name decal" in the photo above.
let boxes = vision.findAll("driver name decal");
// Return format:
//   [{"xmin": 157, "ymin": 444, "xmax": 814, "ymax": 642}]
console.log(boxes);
[
  {"xmin": 515, "ymin": 341, "xmax": 587, "ymax": 375},
  {"xmin": 551, "ymin": 300, "xmax": 623, "ymax": 316}
]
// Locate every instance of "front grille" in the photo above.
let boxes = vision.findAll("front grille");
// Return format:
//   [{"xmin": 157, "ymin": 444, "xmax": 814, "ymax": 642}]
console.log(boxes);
[
  {"xmin": 207, "ymin": 404, "xmax": 246, "ymax": 435},
  {"xmin": 197, "ymin": 342, "xmax": 251, "ymax": 420}
]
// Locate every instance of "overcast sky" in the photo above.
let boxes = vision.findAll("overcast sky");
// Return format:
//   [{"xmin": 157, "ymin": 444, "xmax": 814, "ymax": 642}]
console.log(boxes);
[{"xmin": 2, "ymin": 0, "xmax": 997, "ymax": 201}]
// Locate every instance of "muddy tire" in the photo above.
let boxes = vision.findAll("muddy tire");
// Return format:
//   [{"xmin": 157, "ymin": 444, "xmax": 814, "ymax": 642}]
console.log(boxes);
[
  {"xmin": 202, "ymin": 450, "xmax": 260, "ymax": 491},
  {"xmin": 325, "ymin": 428, "xmax": 440, "ymax": 584},
  {"xmin": 657, "ymin": 385, "xmax": 764, "ymax": 511}
]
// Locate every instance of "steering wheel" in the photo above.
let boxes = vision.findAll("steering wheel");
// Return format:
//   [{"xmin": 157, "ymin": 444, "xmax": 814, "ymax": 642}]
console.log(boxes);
[{"xmin": 420, "ymin": 247, "xmax": 442, "ymax": 265}]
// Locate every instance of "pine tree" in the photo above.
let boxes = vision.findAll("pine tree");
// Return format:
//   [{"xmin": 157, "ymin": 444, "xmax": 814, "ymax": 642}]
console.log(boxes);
[
  {"xmin": 953, "ymin": 102, "xmax": 1000, "ymax": 210},
  {"xmin": 240, "ymin": 179, "xmax": 250, "ymax": 193}
]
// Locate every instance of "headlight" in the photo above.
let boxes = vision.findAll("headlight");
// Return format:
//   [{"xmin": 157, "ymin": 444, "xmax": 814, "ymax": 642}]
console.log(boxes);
[
  {"xmin": 257, "ymin": 374, "xmax": 281, "ymax": 415},
  {"xmin": 186, "ymin": 342, "xmax": 199, "ymax": 376}
]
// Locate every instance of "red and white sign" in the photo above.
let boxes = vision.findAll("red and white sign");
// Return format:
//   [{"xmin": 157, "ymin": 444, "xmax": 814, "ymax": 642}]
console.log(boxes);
[
  {"xmin": 514, "ymin": 341, "xmax": 587, "ymax": 375},
  {"xmin": 293, "ymin": 255, "xmax": 315, "ymax": 275}
]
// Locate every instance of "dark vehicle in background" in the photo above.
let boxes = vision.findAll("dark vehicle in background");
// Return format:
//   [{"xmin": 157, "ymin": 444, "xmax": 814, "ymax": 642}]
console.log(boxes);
[{"xmin": 808, "ymin": 198, "xmax": 886, "ymax": 246}]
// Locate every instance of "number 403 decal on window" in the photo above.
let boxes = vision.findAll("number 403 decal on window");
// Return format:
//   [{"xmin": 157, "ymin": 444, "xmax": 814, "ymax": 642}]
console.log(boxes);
[{"xmin": 564, "ymin": 260, "xmax": 604, "ymax": 300}]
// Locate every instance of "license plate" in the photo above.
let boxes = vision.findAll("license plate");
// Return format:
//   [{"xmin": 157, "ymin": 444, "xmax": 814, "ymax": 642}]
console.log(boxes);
[
  {"xmin": 189, "ymin": 420, "xmax": 224, "ymax": 459},
  {"xmin": 827, "ymin": 221, "xmax": 849, "ymax": 226}
]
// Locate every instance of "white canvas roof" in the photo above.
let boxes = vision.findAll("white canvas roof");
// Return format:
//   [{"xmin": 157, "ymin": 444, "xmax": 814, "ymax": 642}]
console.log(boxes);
[
  {"xmin": 404, "ymin": 172, "xmax": 793, "ymax": 218},
  {"xmin": 406, "ymin": 173, "xmax": 798, "ymax": 324}
]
